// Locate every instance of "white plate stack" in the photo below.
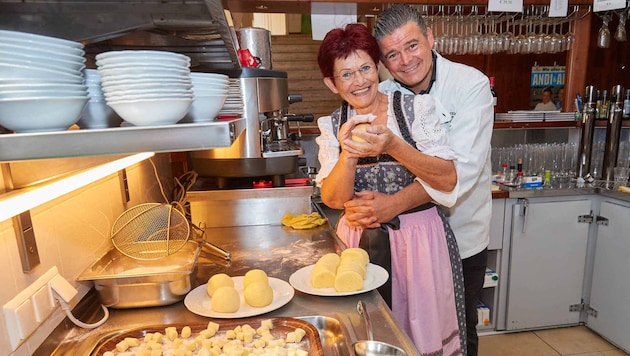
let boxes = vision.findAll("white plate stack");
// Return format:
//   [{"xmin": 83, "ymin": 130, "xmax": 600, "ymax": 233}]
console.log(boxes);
[
  {"xmin": 182, "ymin": 72, "xmax": 230, "ymax": 123},
  {"xmin": 0, "ymin": 30, "xmax": 88, "ymax": 133},
  {"xmin": 95, "ymin": 50, "xmax": 194, "ymax": 126},
  {"xmin": 78, "ymin": 69, "xmax": 123, "ymax": 129}
]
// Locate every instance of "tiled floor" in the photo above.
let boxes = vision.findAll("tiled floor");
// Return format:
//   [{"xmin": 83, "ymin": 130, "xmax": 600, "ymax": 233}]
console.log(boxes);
[{"xmin": 479, "ymin": 326, "xmax": 629, "ymax": 356}]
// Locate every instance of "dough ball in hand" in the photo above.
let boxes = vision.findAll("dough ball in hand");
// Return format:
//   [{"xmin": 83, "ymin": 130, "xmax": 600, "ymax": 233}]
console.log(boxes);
[
  {"xmin": 244, "ymin": 281, "xmax": 274, "ymax": 307},
  {"xmin": 207, "ymin": 273, "xmax": 234, "ymax": 297},
  {"xmin": 351, "ymin": 123, "xmax": 371, "ymax": 142},
  {"xmin": 244, "ymin": 269, "xmax": 269, "ymax": 289},
  {"xmin": 211, "ymin": 286, "xmax": 241, "ymax": 313}
]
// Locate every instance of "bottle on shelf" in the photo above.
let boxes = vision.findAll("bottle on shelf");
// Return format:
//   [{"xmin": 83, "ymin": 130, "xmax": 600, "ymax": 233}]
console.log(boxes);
[
  {"xmin": 623, "ymin": 89, "xmax": 630, "ymax": 120},
  {"xmin": 596, "ymin": 89, "xmax": 602, "ymax": 119},
  {"xmin": 599, "ymin": 89, "xmax": 610, "ymax": 120},
  {"xmin": 490, "ymin": 77, "xmax": 497, "ymax": 115},
  {"xmin": 517, "ymin": 157, "xmax": 523, "ymax": 173}
]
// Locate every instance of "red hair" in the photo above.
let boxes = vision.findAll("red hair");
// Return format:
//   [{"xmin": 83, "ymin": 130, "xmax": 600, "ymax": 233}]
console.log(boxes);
[{"xmin": 317, "ymin": 23, "xmax": 380, "ymax": 79}]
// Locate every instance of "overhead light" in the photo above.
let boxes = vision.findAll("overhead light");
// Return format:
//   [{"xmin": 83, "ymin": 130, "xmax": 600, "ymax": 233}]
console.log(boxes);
[
  {"xmin": 0, "ymin": 152, "xmax": 155, "ymax": 222},
  {"xmin": 256, "ymin": 5, "xmax": 268, "ymax": 10}
]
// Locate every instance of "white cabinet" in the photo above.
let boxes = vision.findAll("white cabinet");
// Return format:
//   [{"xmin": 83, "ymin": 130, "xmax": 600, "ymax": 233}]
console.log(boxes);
[
  {"xmin": 504, "ymin": 197, "xmax": 591, "ymax": 330},
  {"xmin": 587, "ymin": 199, "xmax": 630, "ymax": 351}
]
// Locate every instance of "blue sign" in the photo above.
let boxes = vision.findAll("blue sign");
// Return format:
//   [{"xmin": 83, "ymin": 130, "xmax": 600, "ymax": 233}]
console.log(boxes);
[{"xmin": 530, "ymin": 70, "xmax": 565, "ymax": 87}]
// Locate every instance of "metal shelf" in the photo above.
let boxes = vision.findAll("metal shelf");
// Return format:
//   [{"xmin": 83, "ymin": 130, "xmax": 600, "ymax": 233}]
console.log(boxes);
[{"xmin": 0, "ymin": 118, "xmax": 245, "ymax": 162}]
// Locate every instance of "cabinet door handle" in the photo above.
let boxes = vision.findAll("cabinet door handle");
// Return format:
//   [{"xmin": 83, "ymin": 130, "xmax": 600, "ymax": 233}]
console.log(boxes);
[{"xmin": 520, "ymin": 198, "xmax": 529, "ymax": 233}]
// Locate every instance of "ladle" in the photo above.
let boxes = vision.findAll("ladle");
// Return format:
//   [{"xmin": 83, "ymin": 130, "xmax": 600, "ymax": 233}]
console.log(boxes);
[{"xmin": 352, "ymin": 300, "xmax": 407, "ymax": 356}]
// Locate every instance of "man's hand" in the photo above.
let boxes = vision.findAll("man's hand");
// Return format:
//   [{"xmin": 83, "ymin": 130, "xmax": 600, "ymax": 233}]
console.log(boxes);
[{"xmin": 343, "ymin": 190, "xmax": 399, "ymax": 229}]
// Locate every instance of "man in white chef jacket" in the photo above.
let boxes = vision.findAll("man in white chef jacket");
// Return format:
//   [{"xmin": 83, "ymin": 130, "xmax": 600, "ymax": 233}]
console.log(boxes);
[{"xmin": 340, "ymin": 5, "xmax": 494, "ymax": 355}]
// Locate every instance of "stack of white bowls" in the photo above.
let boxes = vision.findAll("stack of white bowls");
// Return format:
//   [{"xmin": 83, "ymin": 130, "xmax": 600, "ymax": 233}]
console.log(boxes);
[
  {"xmin": 95, "ymin": 50, "xmax": 194, "ymax": 126},
  {"xmin": 182, "ymin": 72, "xmax": 229, "ymax": 123},
  {"xmin": 0, "ymin": 30, "xmax": 88, "ymax": 132},
  {"xmin": 79, "ymin": 69, "xmax": 122, "ymax": 129}
]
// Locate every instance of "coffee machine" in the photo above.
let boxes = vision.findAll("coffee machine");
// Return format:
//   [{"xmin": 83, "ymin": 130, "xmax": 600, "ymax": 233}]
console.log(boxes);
[{"xmin": 188, "ymin": 68, "xmax": 313, "ymax": 188}]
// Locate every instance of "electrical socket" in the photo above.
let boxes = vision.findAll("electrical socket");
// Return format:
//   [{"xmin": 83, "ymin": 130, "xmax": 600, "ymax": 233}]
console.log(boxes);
[{"xmin": 2, "ymin": 266, "xmax": 61, "ymax": 351}]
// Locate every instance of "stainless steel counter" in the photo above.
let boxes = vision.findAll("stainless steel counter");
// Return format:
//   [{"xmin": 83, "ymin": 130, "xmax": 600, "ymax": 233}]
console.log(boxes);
[
  {"xmin": 36, "ymin": 223, "xmax": 419, "ymax": 356},
  {"xmin": 498, "ymin": 183, "xmax": 630, "ymax": 202}
]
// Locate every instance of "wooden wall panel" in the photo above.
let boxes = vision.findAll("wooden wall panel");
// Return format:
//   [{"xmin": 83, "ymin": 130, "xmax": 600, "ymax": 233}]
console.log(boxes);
[{"xmin": 271, "ymin": 34, "xmax": 340, "ymax": 129}]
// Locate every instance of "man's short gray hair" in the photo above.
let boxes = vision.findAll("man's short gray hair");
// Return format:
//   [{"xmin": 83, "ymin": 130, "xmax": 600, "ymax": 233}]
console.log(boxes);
[{"xmin": 373, "ymin": 4, "xmax": 429, "ymax": 41}]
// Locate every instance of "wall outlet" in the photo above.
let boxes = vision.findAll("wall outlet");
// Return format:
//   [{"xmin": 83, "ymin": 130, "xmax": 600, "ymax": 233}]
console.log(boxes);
[{"xmin": 2, "ymin": 266, "xmax": 61, "ymax": 351}]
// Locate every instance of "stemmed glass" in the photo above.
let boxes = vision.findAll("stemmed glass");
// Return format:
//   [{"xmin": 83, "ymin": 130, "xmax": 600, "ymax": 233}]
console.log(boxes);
[
  {"xmin": 501, "ymin": 15, "xmax": 515, "ymax": 53},
  {"xmin": 615, "ymin": 10, "xmax": 627, "ymax": 42},
  {"xmin": 597, "ymin": 13, "xmax": 611, "ymax": 48}
]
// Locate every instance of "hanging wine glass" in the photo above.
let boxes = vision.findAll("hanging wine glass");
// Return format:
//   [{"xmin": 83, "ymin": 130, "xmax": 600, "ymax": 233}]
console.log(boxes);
[
  {"xmin": 615, "ymin": 10, "xmax": 627, "ymax": 42},
  {"xmin": 597, "ymin": 13, "xmax": 611, "ymax": 48}
]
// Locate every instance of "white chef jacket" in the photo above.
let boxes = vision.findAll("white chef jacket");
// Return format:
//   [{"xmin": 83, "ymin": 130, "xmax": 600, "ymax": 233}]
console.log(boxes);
[{"xmin": 379, "ymin": 51, "xmax": 494, "ymax": 259}]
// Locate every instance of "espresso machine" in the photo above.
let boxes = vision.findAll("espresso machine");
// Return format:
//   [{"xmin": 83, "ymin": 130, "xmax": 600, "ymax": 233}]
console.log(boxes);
[{"xmin": 188, "ymin": 68, "xmax": 313, "ymax": 188}]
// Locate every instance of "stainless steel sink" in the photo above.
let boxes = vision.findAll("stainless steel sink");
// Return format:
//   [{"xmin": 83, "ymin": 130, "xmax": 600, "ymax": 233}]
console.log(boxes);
[{"xmin": 298, "ymin": 315, "xmax": 355, "ymax": 356}]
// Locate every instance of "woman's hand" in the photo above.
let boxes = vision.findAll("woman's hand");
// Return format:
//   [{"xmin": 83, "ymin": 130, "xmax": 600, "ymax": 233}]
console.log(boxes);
[
  {"xmin": 343, "ymin": 190, "xmax": 400, "ymax": 228},
  {"xmin": 341, "ymin": 115, "xmax": 398, "ymax": 158}
]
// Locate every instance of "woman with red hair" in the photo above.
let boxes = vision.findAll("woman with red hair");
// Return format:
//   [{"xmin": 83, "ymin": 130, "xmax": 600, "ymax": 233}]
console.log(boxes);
[{"xmin": 314, "ymin": 23, "xmax": 466, "ymax": 355}]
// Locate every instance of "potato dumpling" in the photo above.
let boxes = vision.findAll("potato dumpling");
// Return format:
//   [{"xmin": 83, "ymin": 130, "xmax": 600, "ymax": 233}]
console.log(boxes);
[
  {"xmin": 244, "ymin": 281, "xmax": 274, "ymax": 307},
  {"xmin": 207, "ymin": 273, "xmax": 234, "ymax": 297},
  {"xmin": 211, "ymin": 286, "xmax": 241, "ymax": 313},
  {"xmin": 351, "ymin": 123, "xmax": 370, "ymax": 142},
  {"xmin": 341, "ymin": 247, "xmax": 370, "ymax": 265},
  {"xmin": 334, "ymin": 270, "xmax": 364, "ymax": 292},
  {"xmin": 244, "ymin": 269, "xmax": 269, "ymax": 289}
]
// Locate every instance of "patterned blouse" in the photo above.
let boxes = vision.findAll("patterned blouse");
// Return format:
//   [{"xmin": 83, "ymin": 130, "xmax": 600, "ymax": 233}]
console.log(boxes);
[{"xmin": 315, "ymin": 91, "xmax": 459, "ymax": 207}]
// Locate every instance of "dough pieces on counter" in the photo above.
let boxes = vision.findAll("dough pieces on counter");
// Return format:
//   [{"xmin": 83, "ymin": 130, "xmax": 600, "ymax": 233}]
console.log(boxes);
[
  {"xmin": 211, "ymin": 286, "xmax": 240, "ymax": 313},
  {"xmin": 311, "ymin": 248, "xmax": 370, "ymax": 292}
]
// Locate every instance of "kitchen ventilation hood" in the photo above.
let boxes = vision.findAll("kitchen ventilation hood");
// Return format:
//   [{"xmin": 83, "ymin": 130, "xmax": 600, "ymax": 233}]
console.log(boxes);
[{"xmin": 0, "ymin": 0, "xmax": 241, "ymax": 72}]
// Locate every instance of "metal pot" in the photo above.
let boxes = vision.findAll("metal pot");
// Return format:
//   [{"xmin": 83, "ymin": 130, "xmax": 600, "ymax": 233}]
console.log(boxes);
[
  {"xmin": 237, "ymin": 27, "xmax": 272, "ymax": 69},
  {"xmin": 352, "ymin": 300, "xmax": 407, "ymax": 356}
]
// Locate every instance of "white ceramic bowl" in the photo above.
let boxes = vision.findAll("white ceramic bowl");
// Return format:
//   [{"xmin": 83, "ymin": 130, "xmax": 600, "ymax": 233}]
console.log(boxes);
[
  {"xmin": 106, "ymin": 94, "xmax": 194, "ymax": 103},
  {"xmin": 193, "ymin": 83, "xmax": 229, "ymax": 91},
  {"xmin": 98, "ymin": 66, "xmax": 190, "ymax": 78},
  {"xmin": 182, "ymin": 94, "xmax": 228, "ymax": 123},
  {"xmin": 99, "ymin": 73, "xmax": 192, "ymax": 84},
  {"xmin": 105, "ymin": 89, "xmax": 194, "ymax": 100},
  {"xmin": 77, "ymin": 101, "xmax": 123, "ymax": 129},
  {"xmin": 0, "ymin": 90, "xmax": 88, "ymax": 99},
  {"xmin": 193, "ymin": 89, "xmax": 229, "ymax": 97},
  {"xmin": 0, "ymin": 63, "xmax": 84, "ymax": 83},
  {"xmin": 101, "ymin": 82, "xmax": 192, "ymax": 93},
  {"xmin": 83, "ymin": 69, "xmax": 101, "ymax": 81},
  {"xmin": 0, "ymin": 96, "xmax": 88, "ymax": 132},
  {"xmin": 0, "ymin": 42, "xmax": 85, "ymax": 63},
  {"xmin": 100, "ymin": 77, "xmax": 191, "ymax": 88},
  {"xmin": 96, "ymin": 57, "xmax": 190, "ymax": 68},
  {"xmin": 0, "ymin": 37, "xmax": 84, "ymax": 57},
  {"xmin": 0, "ymin": 30, "xmax": 83, "ymax": 49},
  {"xmin": 0, "ymin": 50, "xmax": 86, "ymax": 72},
  {"xmin": 191, "ymin": 78, "xmax": 229, "ymax": 85},
  {"xmin": 0, "ymin": 58, "xmax": 84, "ymax": 76},
  {"xmin": 95, "ymin": 50, "xmax": 189, "ymax": 62},
  {"xmin": 107, "ymin": 98, "xmax": 193, "ymax": 126},
  {"xmin": 0, "ymin": 83, "xmax": 87, "ymax": 91},
  {"xmin": 190, "ymin": 72, "xmax": 229, "ymax": 81}
]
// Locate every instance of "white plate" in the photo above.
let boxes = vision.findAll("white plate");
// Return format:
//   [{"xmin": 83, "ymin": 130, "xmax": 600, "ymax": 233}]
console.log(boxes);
[
  {"xmin": 289, "ymin": 263, "xmax": 389, "ymax": 297},
  {"xmin": 184, "ymin": 276, "xmax": 294, "ymax": 318}
]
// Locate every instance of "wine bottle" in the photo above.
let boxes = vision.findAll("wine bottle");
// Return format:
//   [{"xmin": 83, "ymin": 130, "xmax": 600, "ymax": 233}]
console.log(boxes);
[{"xmin": 490, "ymin": 77, "xmax": 497, "ymax": 114}]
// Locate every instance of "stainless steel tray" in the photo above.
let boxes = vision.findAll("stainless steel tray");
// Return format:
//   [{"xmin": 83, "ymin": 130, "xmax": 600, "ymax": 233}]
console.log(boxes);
[{"xmin": 77, "ymin": 241, "xmax": 201, "ymax": 308}]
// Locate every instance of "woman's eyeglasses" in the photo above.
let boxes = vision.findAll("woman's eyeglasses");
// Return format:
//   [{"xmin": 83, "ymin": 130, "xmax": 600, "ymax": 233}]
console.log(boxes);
[{"xmin": 333, "ymin": 65, "xmax": 375, "ymax": 82}]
